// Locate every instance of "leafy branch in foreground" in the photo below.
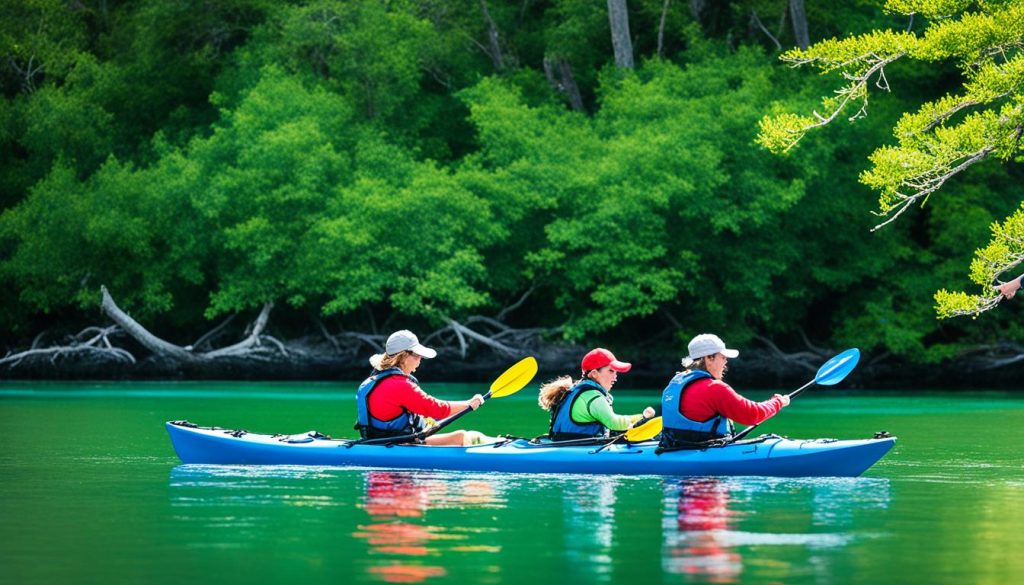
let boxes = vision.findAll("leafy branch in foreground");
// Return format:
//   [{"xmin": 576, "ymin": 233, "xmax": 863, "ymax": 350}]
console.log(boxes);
[
  {"xmin": 935, "ymin": 203, "xmax": 1024, "ymax": 318},
  {"xmin": 758, "ymin": 0, "xmax": 1024, "ymax": 317}
]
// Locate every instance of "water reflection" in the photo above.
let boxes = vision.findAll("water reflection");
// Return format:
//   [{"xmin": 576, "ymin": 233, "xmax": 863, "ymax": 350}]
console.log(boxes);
[
  {"xmin": 170, "ymin": 466, "xmax": 509, "ymax": 583},
  {"xmin": 561, "ymin": 478, "xmax": 620, "ymax": 582},
  {"xmin": 661, "ymin": 477, "xmax": 892, "ymax": 583},
  {"xmin": 168, "ymin": 465, "xmax": 892, "ymax": 584},
  {"xmin": 354, "ymin": 471, "xmax": 506, "ymax": 584},
  {"xmin": 663, "ymin": 478, "xmax": 743, "ymax": 582}
]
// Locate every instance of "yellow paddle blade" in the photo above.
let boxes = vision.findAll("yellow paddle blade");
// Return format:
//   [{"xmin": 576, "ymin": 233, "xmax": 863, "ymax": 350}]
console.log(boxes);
[
  {"xmin": 489, "ymin": 356, "xmax": 539, "ymax": 398},
  {"xmin": 624, "ymin": 417, "xmax": 663, "ymax": 442}
]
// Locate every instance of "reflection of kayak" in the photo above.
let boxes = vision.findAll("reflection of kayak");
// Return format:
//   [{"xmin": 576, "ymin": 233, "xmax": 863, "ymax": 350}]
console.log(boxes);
[{"xmin": 167, "ymin": 421, "xmax": 895, "ymax": 477}]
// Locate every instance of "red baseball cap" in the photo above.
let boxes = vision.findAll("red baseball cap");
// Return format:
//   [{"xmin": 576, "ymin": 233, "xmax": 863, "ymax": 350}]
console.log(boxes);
[{"xmin": 581, "ymin": 348, "xmax": 632, "ymax": 373}]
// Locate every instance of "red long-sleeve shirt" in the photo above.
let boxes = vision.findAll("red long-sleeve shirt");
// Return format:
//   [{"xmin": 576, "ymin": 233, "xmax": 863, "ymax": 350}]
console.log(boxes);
[
  {"xmin": 680, "ymin": 378, "xmax": 784, "ymax": 426},
  {"xmin": 367, "ymin": 376, "xmax": 453, "ymax": 421}
]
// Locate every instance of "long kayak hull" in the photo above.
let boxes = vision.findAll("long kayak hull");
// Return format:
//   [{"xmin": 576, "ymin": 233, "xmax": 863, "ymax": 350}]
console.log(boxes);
[{"xmin": 166, "ymin": 422, "xmax": 895, "ymax": 478}]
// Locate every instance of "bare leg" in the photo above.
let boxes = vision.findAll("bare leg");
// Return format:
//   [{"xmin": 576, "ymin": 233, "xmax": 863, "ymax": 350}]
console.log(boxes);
[
  {"xmin": 425, "ymin": 430, "xmax": 467, "ymax": 446},
  {"xmin": 424, "ymin": 430, "xmax": 498, "ymax": 446}
]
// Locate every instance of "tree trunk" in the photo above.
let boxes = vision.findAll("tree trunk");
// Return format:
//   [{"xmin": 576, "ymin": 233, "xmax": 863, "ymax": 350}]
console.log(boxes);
[
  {"xmin": 688, "ymin": 0, "xmax": 706, "ymax": 24},
  {"xmin": 480, "ymin": 0, "xmax": 506, "ymax": 72},
  {"xmin": 543, "ymin": 57, "xmax": 585, "ymax": 112},
  {"xmin": 657, "ymin": 0, "xmax": 671, "ymax": 57},
  {"xmin": 606, "ymin": 0, "xmax": 634, "ymax": 69},
  {"xmin": 789, "ymin": 0, "xmax": 809, "ymax": 50}
]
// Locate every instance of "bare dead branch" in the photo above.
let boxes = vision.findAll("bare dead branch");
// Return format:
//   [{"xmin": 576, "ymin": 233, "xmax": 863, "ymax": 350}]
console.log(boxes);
[
  {"xmin": 205, "ymin": 301, "xmax": 274, "ymax": 359},
  {"xmin": 102, "ymin": 286, "xmax": 199, "ymax": 362},
  {"xmin": 317, "ymin": 319, "xmax": 343, "ymax": 353},
  {"xmin": 754, "ymin": 335, "xmax": 823, "ymax": 373},
  {"xmin": 448, "ymin": 319, "xmax": 469, "ymax": 358},
  {"xmin": 751, "ymin": 9, "xmax": 782, "ymax": 51},
  {"xmin": 496, "ymin": 285, "xmax": 536, "ymax": 321},
  {"xmin": 447, "ymin": 319, "xmax": 519, "ymax": 357},
  {"xmin": 191, "ymin": 314, "xmax": 237, "ymax": 351},
  {"xmin": 0, "ymin": 324, "xmax": 136, "ymax": 369},
  {"xmin": 465, "ymin": 315, "xmax": 513, "ymax": 332},
  {"xmin": 261, "ymin": 335, "xmax": 290, "ymax": 357},
  {"xmin": 797, "ymin": 328, "xmax": 827, "ymax": 354}
]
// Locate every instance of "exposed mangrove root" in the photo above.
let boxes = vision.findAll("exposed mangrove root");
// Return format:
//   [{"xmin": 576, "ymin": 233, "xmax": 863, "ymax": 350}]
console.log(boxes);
[
  {"xmin": 98, "ymin": 285, "xmax": 285, "ymax": 363},
  {"xmin": 753, "ymin": 334, "xmax": 827, "ymax": 374},
  {"xmin": 0, "ymin": 325, "xmax": 135, "ymax": 369},
  {"xmin": 961, "ymin": 342, "xmax": 1024, "ymax": 370}
]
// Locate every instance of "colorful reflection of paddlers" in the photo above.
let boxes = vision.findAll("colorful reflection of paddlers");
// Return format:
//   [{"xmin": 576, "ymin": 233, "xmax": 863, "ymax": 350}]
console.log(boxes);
[
  {"xmin": 660, "ymin": 334, "xmax": 790, "ymax": 449},
  {"xmin": 538, "ymin": 348, "xmax": 655, "ymax": 441},
  {"xmin": 355, "ymin": 330, "xmax": 493, "ymax": 446},
  {"xmin": 663, "ymin": 478, "xmax": 742, "ymax": 582}
]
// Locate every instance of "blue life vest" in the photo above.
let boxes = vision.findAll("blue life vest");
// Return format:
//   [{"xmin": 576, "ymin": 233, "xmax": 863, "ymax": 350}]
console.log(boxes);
[
  {"xmin": 660, "ymin": 370, "xmax": 733, "ymax": 445},
  {"xmin": 355, "ymin": 368, "xmax": 427, "ymax": 439},
  {"xmin": 549, "ymin": 380, "xmax": 613, "ymax": 440}
]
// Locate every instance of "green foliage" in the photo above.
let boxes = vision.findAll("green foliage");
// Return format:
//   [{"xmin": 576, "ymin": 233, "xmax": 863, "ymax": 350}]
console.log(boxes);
[
  {"xmin": 311, "ymin": 140, "xmax": 503, "ymax": 320},
  {"xmin": 0, "ymin": 0, "xmax": 88, "ymax": 95},
  {"xmin": 935, "ymin": 202, "xmax": 1024, "ymax": 318},
  {"xmin": 758, "ymin": 0, "xmax": 1024, "ymax": 320},
  {"xmin": 186, "ymin": 67, "xmax": 355, "ymax": 317},
  {"xmin": 19, "ymin": 54, "xmax": 116, "ymax": 174},
  {"xmin": 457, "ymin": 48, "xmax": 835, "ymax": 341},
  {"xmin": 1, "ymin": 0, "xmax": 1022, "ymax": 371},
  {"xmin": 756, "ymin": 30, "xmax": 917, "ymax": 153}
]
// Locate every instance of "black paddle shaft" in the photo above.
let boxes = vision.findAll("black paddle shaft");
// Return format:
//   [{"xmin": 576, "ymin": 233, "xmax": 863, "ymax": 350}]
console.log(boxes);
[
  {"xmin": 354, "ymin": 389, "xmax": 493, "ymax": 446},
  {"xmin": 729, "ymin": 379, "xmax": 815, "ymax": 443},
  {"xmin": 423, "ymin": 389, "xmax": 494, "ymax": 437}
]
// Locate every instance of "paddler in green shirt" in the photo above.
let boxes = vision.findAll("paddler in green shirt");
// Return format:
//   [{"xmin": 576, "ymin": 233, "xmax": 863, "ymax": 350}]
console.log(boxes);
[{"xmin": 538, "ymin": 348, "xmax": 656, "ymax": 442}]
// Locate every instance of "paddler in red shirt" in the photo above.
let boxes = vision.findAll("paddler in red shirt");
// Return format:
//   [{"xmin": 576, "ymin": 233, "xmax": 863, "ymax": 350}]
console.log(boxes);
[
  {"xmin": 355, "ymin": 330, "xmax": 491, "ymax": 446},
  {"xmin": 659, "ymin": 334, "xmax": 790, "ymax": 448}
]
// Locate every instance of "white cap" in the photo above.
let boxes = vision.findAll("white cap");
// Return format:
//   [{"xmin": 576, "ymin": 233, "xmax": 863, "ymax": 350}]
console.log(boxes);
[
  {"xmin": 369, "ymin": 330, "xmax": 437, "ymax": 369},
  {"xmin": 682, "ymin": 333, "xmax": 739, "ymax": 367}
]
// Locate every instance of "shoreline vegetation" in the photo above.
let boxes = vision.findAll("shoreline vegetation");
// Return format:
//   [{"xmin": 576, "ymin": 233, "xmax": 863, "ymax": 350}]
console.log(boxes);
[
  {"xmin": 2, "ymin": 2, "xmax": 1022, "ymax": 386},
  {"xmin": 2, "ymin": 287, "xmax": 1021, "ymax": 388}
]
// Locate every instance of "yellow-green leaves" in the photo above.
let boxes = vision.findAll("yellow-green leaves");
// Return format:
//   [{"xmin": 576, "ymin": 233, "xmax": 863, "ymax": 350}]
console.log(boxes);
[
  {"xmin": 758, "ymin": 31, "xmax": 914, "ymax": 154},
  {"xmin": 914, "ymin": 3, "xmax": 1024, "ymax": 64},
  {"xmin": 759, "ymin": 0, "xmax": 1024, "ymax": 318},
  {"xmin": 885, "ymin": 0, "xmax": 976, "ymax": 20},
  {"xmin": 936, "ymin": 203, "xmax": 1024, "ymax": 318},
  {"xmin": 756, "ymin": 112, "xmax": 820, "ymax": 153}
]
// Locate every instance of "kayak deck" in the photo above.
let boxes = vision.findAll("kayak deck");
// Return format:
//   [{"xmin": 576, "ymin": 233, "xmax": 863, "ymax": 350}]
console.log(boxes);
[{"xmin": 166, "ymin": 421, "xmax": 896, "ymax": 478}]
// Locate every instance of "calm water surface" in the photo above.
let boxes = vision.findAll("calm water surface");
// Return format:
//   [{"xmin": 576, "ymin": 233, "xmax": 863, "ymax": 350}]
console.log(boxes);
[{"xmin": 2, "ymin": 381, "xmax": 1023, "ymax": 584}]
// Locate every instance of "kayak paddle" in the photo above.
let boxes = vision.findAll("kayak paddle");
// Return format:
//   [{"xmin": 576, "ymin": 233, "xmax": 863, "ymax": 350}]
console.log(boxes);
[
  {"xmin": 729, "ymin": 348, "xmax": 860, "ymax": 443},
  {"xmin": 626, "ymin": 416, "xmax": 663, "ymax": 442},
  {"xmin": 591, "ymin": 416, "xmax": 664, "ymax": 454},
  {"xmin": 357, "ymin": 355, "xmax": 539, "ymax": 446}
]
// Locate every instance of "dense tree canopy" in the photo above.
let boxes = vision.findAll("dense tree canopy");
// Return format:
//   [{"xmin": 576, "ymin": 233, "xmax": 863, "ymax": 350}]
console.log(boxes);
[{"xmin": 1, "ymin": 0, "xmax": 1020, "ymax": 373}]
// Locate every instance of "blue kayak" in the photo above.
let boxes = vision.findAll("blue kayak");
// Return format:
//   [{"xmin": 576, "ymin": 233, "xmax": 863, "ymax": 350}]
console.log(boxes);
[{"xmin": 166, "ymin": 421, "xmax": 895, "ymax": 478}]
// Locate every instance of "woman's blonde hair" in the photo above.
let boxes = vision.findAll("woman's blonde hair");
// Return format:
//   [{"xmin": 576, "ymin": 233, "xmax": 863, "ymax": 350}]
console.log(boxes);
[
  {"xmin": 684, "ymin": 356, "xmax": 711, "ymax": 373},
  {"xmin": 373, "ymin": 350, "xmax": 415, "ymax": 371},
  {"xmin": 538, "ymin": 375, "xmax": 575, "ymax": 411}
]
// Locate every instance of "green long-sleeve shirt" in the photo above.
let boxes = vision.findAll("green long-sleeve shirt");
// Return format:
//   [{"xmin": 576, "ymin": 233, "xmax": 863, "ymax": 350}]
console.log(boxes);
[{"xmin": 570, "ymin": 389, "xmax": 643, "ymax": 431}]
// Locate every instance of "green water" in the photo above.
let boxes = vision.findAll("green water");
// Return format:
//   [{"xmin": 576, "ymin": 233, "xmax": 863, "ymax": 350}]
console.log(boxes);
[{"xmin": 2, "ymin": 381, "xmax": 1023, "ymax": 585}]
